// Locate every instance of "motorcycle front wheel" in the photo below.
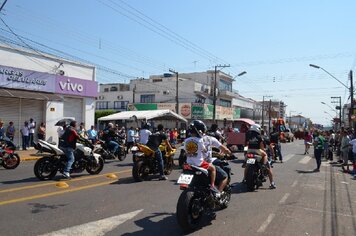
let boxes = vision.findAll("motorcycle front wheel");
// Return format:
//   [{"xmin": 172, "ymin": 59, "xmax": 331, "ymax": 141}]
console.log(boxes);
[
  {"xmin": 118, "ymin": 148, "xmax": 127, "ymax": 161},
  {"xmin": 34, "ymin": 156, "xmax": 58, "ymax": 180},
  {"xmin": 246, "ymin": 165, "xmax": 256, "ymax": 192},
  {"xmin": 86, "ymin": 157, "xmax": 104, "ymax": 175},
  {"xmin": 176, "ymin": 190, "xmax": 204, "ymax": 233},
  {"xmin": 2, "ymin": 153, "xmax": 20, "ymax": 169}
]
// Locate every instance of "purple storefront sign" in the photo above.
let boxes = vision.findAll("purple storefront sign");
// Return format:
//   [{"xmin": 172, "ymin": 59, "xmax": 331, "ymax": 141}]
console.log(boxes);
[
  {"xmin": 0, "ymin": 65, "xmax": 55, "ymax": 92},
  {"xmin": 55, "ymin": 76, "xmax": 98, "ymax": 97},
  {"xmin": 0, "ymin": 65, "xmax": 98, "ymax": 97}
]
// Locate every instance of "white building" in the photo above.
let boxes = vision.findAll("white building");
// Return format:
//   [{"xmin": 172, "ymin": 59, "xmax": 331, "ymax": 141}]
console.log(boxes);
[{"xmin": 0, "ymin": 44, "xmax": 97, "ymax": 147}]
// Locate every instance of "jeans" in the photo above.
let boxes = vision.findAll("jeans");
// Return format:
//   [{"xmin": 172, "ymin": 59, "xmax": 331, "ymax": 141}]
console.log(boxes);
[
  {"xmin": 63, "ymin": 147, "xmax": 75, "ymax": 173},
  {"xmin": 108, "ymin": 141, "xmax": 120, "ymax": 154},
  {"xmin": 315, "ymin": 148, "xmax": 323, "ymax": 170},
  {"xmin": 22, "ymin": 135, "xmax": 29, "ymax": 150},
  {"xmin": 276, "ymin": 143, "xmax": 283, "ymax": 161},
  {"xmin": 29, "ymin": 133, "xmax": 34, "ymax": 147},
  {"xmin": 153, "ymin": 148, "xmax": 164, "ymax": 176}
]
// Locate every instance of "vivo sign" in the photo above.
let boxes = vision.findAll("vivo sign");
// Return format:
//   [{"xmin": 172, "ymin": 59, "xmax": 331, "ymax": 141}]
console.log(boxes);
[{"xmin": 55, "ymin": 76, "xmax": 97, "ymax": 97}]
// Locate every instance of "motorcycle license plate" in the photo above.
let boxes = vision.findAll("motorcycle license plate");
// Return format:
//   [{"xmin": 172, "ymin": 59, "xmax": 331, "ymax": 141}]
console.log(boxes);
[
  {"xmin": 246, "ymin": 158, "xmax": 256, "ymax": 164},
  {"xmin": 177, "ymin": 174, "xmax": 193, "ymax": 184}
]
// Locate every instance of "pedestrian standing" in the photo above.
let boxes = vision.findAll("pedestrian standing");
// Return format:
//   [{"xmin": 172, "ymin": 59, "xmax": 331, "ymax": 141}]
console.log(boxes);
[
  {"xmin": 313, "ymin": 130, "xmax": 325, "ymax": 172},
  {"xmin": 29, "ymin": 118, "xmax": 36, "ymax": 147},
  {"xmin": 340, "ymin": 130, "xmax": 351, "ymax": 173},
  {"xmin": 87, "ymin": 125, "xmax": 98, "ymax": 144},
  {"xmin": 77, "ymin": 123, "xmax": 87, "ymax": 138},
  {"xmin": 6, "ymin": 121, "xmax": 15, "ymax": 141},
  {"xmin": 126, "ymin": 127, "xmax": 135, "ymax": 154},
  {"xmin": 20, "ymin": 121, "xmax": 30, "ymax": 150},
  {"xmin": 304, "ymin": 131, "xmax": 312, "ymax": 155},
  {"xmin": 0, "ymin": 120, "xmax": 5, "ymax": 139},
  {"xmin": 37, "ymin": 122, "xmax": 46, "ymax": 141}
]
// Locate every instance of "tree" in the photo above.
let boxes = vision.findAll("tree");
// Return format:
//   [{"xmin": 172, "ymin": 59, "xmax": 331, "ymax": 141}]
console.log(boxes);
[{"xmin": 95, "ymin": 110, "xmax": 116, "ymax": 124}]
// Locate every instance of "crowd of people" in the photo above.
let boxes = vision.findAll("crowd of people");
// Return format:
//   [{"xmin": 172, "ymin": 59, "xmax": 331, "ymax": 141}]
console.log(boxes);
[{"xmin": 304, "ymin": 128, "xmax": 356, "ymax": 178}]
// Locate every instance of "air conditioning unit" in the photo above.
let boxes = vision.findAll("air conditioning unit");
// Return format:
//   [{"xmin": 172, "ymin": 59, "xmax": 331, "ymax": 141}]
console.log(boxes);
[
  {"xmin": 163, "ymin": 90, "xmax": 170, "ymax": 95},
  {"xmin": 98, "ymin": 95, "xmax": 104, "ymax": 100},
  {"xmin": 117, "ymin": 95, "xmax": 123, "ymax": 99},
  {"xmin": 204, "ymin": 88, "xmax": 209, "ymax": 93}
]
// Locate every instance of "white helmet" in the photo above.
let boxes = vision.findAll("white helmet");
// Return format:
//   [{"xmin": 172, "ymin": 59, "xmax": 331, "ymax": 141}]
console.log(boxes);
[
  {"xmin": 108, "ymin": 123, "xmax": 114, "ymax": 128},
  {"xmin": 249, "ymin": 124, "xmax": 261, "ymax": 134}
]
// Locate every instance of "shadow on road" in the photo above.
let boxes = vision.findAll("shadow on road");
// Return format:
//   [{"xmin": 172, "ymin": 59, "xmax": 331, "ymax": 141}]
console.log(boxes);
[
  {"xmin": 231, "ymin": 182, "xmax": 249, "ymax": 194},
  {"xmin": 295, "ymin": 169, "xmax": 316, "ymax": 174},
  {"xmin": 121, "ymin": 212, "xmax": 184, "ymax": 236},
  {"xmin": 115, "ymin": 163, "xmax": 134, "ymax": 167}
]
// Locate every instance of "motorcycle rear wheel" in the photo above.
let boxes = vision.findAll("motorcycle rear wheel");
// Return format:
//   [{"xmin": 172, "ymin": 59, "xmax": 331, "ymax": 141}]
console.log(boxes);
[
  {"xmin": 246, "ymin": 165, "xmax": 256, "ymax": 192},
  {"xmin": 34, "ymin": 156, "xmax": 58, "ymax": 180},
  {"xmin": 118, "ymin": 149, "xmax": 127, "ymax": 161},
  {"xmin": 176, "ymin": 190, "xmax": 204, "ymax": 233},
  {"xmin": 86, "ymin": 157, "xmax": 104, "ymax": 175},
  {"xmin": 132, "ymin": 160, "xmax": 149, "ymax": 182},
  {"xmin": 2, "ymin": 153, "xmax": 20, "ymax": 169},
  {"xmin": 164, "ymin": 156, "xmax": 174, "ymax": 175}
]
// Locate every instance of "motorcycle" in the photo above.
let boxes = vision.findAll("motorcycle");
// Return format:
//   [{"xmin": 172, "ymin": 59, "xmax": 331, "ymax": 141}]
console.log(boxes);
[
  {"xmin": 245, "ymin": 152, "xmax": 269, "ymax": 192},
  {"xmin": 34, "ymin": 139, "xmax": 104, "ymax": 180},
  {"xmin": 176, "ymin": 163, "xmax": 231, "ymax": 232},
  {"xmin": 94, "ymin": 136, "xmax": 126, "ymax": 161},
  {"xmin": 0, "ymin": 137, "xmax": 20, "ymax": 169},
  {"xmin": 132, "ymin": 143, "xmax": 176, "ymax": 182}
]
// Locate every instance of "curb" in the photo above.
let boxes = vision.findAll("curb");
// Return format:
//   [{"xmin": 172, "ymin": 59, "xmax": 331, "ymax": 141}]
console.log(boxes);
[{"xmin": 20, "ymin": 156, "xmax": 42, "ymax": 161}]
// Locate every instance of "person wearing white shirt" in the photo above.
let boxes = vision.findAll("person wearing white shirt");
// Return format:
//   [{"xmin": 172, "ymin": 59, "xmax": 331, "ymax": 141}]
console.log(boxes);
[
  {"xmin": 139, "ymin": 124, "xmax": 152, "ymax": 145},
  {"xmin": 20, "ymin": 121, "xmax": 30, "ymax": 150},
  {"xmin": 29, "ymin": 118, "xmax": 36, "ymax": 147}
]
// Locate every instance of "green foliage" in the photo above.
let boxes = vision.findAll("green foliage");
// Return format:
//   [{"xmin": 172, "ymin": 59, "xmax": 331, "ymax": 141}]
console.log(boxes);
[{"xmin": 95, "ymin": 110, "xmax": 116, "ymax": 124}]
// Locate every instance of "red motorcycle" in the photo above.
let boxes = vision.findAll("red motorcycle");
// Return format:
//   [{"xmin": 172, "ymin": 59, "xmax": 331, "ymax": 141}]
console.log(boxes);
[{"xmin": 0, "ymin": 137, "xmax": 20, "ymax": 169}]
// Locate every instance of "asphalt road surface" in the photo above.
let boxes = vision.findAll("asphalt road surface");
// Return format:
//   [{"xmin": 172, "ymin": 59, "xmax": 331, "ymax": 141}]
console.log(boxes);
[{"xmin": 1, "ymin": 140, "xmax": 356, "ymax": 236}]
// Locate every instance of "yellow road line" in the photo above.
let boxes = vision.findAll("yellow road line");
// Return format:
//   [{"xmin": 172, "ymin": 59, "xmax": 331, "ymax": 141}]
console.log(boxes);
[
  {"xmin": 0, "ymin": 180, "xmax": 117, "ymax": 206},
  {"xmin": 0, "ymin": 169, "xmax": 131, "ymax": 193}
]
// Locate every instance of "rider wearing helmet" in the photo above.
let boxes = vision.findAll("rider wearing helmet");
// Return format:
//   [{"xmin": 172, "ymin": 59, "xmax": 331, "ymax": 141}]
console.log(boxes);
[
  {"xmin": 245, "ymin": 124, "xmax": 276, "ymax": 189},
  {"xmin": 184, "ymin": 120, "xmax": 220, "ymax": 195}
]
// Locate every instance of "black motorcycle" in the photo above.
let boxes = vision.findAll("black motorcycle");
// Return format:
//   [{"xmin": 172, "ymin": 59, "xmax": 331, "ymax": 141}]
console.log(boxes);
[
  {"xmin": 95, "ymin": 136, "xmax": 126, "ymax": 161},
  {"xmin": 176, "ymin": 164, "xmax": 231, "ymax": 232},
  {"xmin": 34, "ymin": 139, "xmax": 104, "ymax": 180},
  {"xmin": 245, "ymin": 152, "xmax": 269, "ymax": 191}
]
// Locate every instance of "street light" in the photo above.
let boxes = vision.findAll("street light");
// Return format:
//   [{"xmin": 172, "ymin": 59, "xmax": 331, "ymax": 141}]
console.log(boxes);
[
  {"xmin": 321, "ymin": 102, "xmax": 337, "ymax": 113},
  {"xmin": 310, "ymin": 64, "xmax": 353, "ymax": 128},
  {"xmin": 212, "ymin": 64, "xmax": 230, "ymax": 122}
]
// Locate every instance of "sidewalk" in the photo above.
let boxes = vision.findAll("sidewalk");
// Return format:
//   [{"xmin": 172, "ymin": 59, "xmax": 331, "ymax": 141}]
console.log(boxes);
[{"xmin": 17, "ymin": 148, "xmax": 44, "ymax": 161}]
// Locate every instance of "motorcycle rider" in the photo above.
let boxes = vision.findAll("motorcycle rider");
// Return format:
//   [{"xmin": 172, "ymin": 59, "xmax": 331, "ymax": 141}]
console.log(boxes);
[
  {"xmin": 245, "ymin": 124, "xmax": 276, "ymax": 189},
  {"xmin": 146, "ymin": 124, "xmax": 173, "ymax": 180},
  {"xmin": 102, "ymin": 123, "xmax": 120, "ymax": 156},
  {"xmin": 203, "ymin": 122, "xmax": 233, "ymax": 192},
  {"xmin": 208, "ymin": 123, "xmax": 225, "ymax": 143},
  {"xmin": 61, "ymin": 120, "xmax": 85, "ymax": 179},
  {"xmin": 270, "ymin": 127, "xmax": 283, "ymax": 163},
  {"xmin": 184, "ymin": 120, "xmax": 220, "ymax": 195}
]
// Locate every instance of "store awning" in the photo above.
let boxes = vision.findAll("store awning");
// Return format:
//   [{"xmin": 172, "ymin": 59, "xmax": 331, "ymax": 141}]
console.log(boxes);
[
  {"xmin": 98, "ymin": 109, "xmax": 188, "ymax": 123},
  {"xmin": 0, "ymin": 88, "xmax": 63, "ymax": 101}
]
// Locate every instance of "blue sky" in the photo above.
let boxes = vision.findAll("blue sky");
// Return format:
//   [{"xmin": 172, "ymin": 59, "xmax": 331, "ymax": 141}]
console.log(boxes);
[{"xmin": 1, "ymin": 0, "xmax": 356, "ymax": 125}]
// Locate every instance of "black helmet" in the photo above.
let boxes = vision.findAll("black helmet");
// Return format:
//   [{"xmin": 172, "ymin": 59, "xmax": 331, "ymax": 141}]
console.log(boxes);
[
  {"xmin": 189, "ymin": 120, "xmax": 207, "ymax": 137},
  {"xmin": 144, "ymin": 122, "xmax": 151, "ymax": 129}
]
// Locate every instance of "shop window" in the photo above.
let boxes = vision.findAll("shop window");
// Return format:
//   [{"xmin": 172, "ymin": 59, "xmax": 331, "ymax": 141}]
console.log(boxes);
[
  {"xmin": 110, "ymin": 86, "xmax": 118, "ymax": 91},
  {"xmin": 220, "ymin": 99, "xmax": 231, "ymax": 107},
  {"xmin": 104, "ymin": 88, "xmax": 109, "ymax": 92},
  {"xmin": 96, "ymin": 101, "xmax": 109, "ymax": 110},
  {"xmin": 219, "ymin": 80, "xmax": 232, "ymax": 92},
  {"xmin": 114, "ymin": 101, "xmax": 129, "ymax": 110},
  {"xmin": 140, "ymin": 94, "xmax": 155, "ymax": 103}
]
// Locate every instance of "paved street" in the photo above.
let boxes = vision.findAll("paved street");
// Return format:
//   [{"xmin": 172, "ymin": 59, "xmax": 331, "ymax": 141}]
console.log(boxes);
[{"xmin": 1, "ymin": 140, "xmax": 356, "ymax": 236}]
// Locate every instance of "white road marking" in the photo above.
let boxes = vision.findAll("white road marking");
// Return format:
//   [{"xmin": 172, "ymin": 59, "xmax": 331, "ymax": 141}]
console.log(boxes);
[
  {"xmin": 279, "ymin": 193, "xmax": 290, "ymax": 204},
  {"xmin": 257, "ymin": 213, "xmax": 275, "ymax": 233},
  {"xmin": 299, "ymin": 156, "xmax": 311, "ymax": 164},
  {"xmin": 340, "ymin": 181, "xmax": 349, "ymax": 185},
  {"xmin": 40, "ymin": 209, "xmax": 143, "ymax": 236},
  {"xmin": 283, "ymin": 154, "xmax": 294, "ymax": 162},
  {"xmin": 291, "ymin": 180, "xmax": 298, "ymax": 187}
]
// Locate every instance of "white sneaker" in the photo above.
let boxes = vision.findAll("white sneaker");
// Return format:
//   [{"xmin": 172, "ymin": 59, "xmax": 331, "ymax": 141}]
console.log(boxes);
[{"xmin": 62, "ymin": 172, "xmax": 71, "ymax": 179}]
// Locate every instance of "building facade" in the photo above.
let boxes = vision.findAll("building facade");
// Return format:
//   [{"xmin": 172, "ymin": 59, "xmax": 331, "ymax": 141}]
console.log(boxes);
[{"xmin": 0, "ymin": 44, "xmax": 97, "ymax": 147}]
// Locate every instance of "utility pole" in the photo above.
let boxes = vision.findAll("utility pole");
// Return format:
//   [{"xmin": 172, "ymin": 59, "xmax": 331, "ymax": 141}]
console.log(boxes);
[
  {"xmin": 268, "ymin": 99, "xmax": 272, "ymax": 134},
  {"xmin": 261, "ymin": 95, "xmax": 272, "ymax": 131},
  {"xmin": 212, "ymin": 64, "xmax": 230, "ymax": 122},
  {"xmin": 169, "ymin": 69, "xmax": 179, "ymax": 114},
  {"xmin": 0, "ymin": 0, "xmax": 8, "ymax": 12},
  {"xmin": 132, "ymin": 84, "xmax": 136, "ymax": 104},
  {"xmin": 350, "ymin": 70, "xmax": 354, "ymax": 129},
  {"xmin": 331, "ymin": 96, "xmax": 342, "ymax": 130}
]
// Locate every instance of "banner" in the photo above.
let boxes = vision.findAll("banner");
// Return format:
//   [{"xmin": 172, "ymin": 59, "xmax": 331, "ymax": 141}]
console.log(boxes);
[
  {"xmin": 233, "ymin": 108, "xmax": 241, "ymax": 119},
  {"xmin": 179, "ymin": 103, "xmax": 192, "ymax": 119}
]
